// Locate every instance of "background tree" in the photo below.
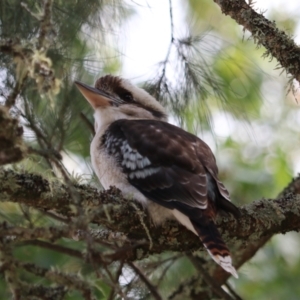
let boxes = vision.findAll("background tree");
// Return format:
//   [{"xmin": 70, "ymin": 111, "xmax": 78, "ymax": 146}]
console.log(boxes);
[{"xmin": 0, "ymin": 0, "xmax": 300, "ymax": 299}]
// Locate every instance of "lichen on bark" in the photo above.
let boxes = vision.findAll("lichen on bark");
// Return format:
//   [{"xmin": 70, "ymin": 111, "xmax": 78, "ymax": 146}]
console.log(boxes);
[
  {"xmin": 0, "ymin": 106, "xmax": 26, "ymax": 165},
  {"xmin": 213, "ymin": 0, "xmax": 300, "ymax": 83}
]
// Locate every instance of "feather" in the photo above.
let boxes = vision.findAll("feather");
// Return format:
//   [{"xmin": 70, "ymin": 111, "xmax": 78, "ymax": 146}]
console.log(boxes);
[
  {"xmin": 76, "ymin": 76, "xmax": 240, "ymax": 277},
  {"xmin": 101, "ymin": 119, "xmax": 240, "ymax": 276}
]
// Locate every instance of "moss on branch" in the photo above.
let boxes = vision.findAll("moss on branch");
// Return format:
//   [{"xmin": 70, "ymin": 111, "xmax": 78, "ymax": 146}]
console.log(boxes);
[
  {"xmin": 1, "ymin": 169, "xmax": 300, "ymax": 264},
  {"xmin": 0, "ymin": 107, "xmax": 26, "ymax": 165},
  {"xmin": 213, "ymin": 0, "xmax": 300, "ymax": 83}
]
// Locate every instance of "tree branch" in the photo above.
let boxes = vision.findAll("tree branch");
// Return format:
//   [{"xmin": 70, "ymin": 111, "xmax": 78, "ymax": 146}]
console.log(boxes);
[
  {"xmin": 213, "ymin": 0, "xmax": 300, "ymax": 83},
  {"xmin": 1, "ymin": 168, "xmax": 300, "ymax": 264},
  {"xmin": 171, "ymin": 176, "xmax": 300, "ymax": 298},
  {"xmin": 0, "ymin": 106, "xmax": 26, "ymax": 165},
  {"xmin": 127, "ymin": 262, "xmax": 163, "ymax": 300}
]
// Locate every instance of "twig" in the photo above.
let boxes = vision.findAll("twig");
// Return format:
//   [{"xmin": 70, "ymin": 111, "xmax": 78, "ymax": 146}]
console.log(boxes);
[
  {"xmin": 168, "ymin": 0, "xmax": 174, "ymax": 42},
  {"xmin": 38, "ymin": 0, "xmax": 54, "ymax": 49},
  {"xmin": 28, "ymin": 146, "xmax": 62, "ymax": 160},
  {"xmin": 127, "ymin": 262, "xmax": 163, "ymax": 300},
  {"xmin": 107, "ymin": 261, "xmax": 125, "ymax": 300},
  {"xmin": 21, "ymin": 261, "xmax": 96, "ymax": 300},
  {"xmin": 80, "ymin": 112, "xmax": 95, "ymax": 135},
  {"xmin": 188, "ymin": 254, "xmax": 235, "ymax": 300},
  {"xmin": 21, "ymin": 0, "xmax": 55, "ymax": 50},
  {"xmin": 16, "ymin": 240, "xmax": 84, "ymax": 260},
  {"xmin": 154, "ymin": 0, "xmax": 175, "ymax": 98},
  {"xmin": 40, "ymin": 210, "xmax": 70, "ymax": 223},
  {"xmin": 5, "ymin": 76, "xmax": 27, "ymax": 108},
  {"xmin": 224, "ymin": 282, "xmax": 244, "ymax": 300}
]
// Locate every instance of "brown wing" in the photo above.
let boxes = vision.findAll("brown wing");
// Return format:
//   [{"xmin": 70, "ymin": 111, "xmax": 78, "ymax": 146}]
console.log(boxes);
[
  {"xmin": 195, "ymin": 140, "xmax": 230, "ymax": 201},
  {"xmin": 102, "ymin": 119, "xmax": 240, "ymax": 277},
  {"xmin": 103, "ymin": 119, "xmax": 225, "ymax": 211}
]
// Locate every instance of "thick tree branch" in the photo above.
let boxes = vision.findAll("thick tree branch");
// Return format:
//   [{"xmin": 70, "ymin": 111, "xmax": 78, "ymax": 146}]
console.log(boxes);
[
  {"xmin": 173, "ymin": 176, "xmax": 300, "ymax": 299},
  {"xmin": 213, "ymin": 0, "xmax": 300, "ymax": 83},
  {"xmin": 1, "ymin": 169, "xmax": 300, "ymax": 265}
]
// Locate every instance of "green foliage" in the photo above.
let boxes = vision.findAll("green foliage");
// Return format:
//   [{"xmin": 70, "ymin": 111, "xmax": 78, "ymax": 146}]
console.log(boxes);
[
  {"xmin": 238, "ymin": 233, "xmax": 300, "ymax": 300},
  {"xmin": 186, "ymin": 0, "xmax": 300, "ymax": 298},
  {"xmin": 0, "ymin": 0, "xmax": 300, "ymax": 298}
]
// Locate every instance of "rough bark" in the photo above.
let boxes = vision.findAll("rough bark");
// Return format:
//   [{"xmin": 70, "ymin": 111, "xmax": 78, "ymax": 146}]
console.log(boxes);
[
  {"xmin": 171, "ymin": 176, "xmax": 300, "ymax": 299},
  {"xmin": 1, "ymin": 169, "xmax": 299, "ymax": 265},
  {"xmin": 213, "ymin": 0, "xmax": 300, "ymax": 83},
  {"xmin": 0, "ymin": 107, "xmax": 26, "ymax": 165},
  {"xmin": 1, "ymin": 1, "xmax": 300, "ymax": 298}
]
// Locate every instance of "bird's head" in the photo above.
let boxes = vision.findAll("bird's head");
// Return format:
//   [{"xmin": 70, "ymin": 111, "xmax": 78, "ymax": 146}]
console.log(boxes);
[{"xmin": 75, "ymin": 75, "xmax": 167, "ymax": 131}]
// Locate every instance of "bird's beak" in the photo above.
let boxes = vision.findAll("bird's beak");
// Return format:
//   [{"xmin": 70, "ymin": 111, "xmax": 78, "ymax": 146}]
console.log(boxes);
[{"xmin": 75, "ymin": 81, "xmax": 113, "ymax": 109}]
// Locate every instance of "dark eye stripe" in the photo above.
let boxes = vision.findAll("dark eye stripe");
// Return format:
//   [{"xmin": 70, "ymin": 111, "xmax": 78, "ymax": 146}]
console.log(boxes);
[
  {"xmin": 115, "ymin": 86, "xmax": 134, "ymax": 103},
  {"xmin": 114, "ymin": 87, "xmax": 166, "ymax": 119},
  {"xmin": 120, "ymin": 93, "xmax": 134, "ymax": 102}
]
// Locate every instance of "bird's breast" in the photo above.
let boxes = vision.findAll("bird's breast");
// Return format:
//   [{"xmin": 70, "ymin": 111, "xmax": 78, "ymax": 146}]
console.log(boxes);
[{"xmin": 90, "ymin": 133, "xmax": 150, "ymax": 206}]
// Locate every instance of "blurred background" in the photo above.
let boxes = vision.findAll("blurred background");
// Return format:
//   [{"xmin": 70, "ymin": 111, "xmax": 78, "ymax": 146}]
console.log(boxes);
[{"xmin": 1, "ymin": 0, "xmax": 300, "ymax": 298}]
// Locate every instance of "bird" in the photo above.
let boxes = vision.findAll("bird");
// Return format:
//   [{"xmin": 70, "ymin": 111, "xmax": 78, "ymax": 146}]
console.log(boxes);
[{"xmin": 75, "ymin": 75, "xmax": 240, "ymax": 278}]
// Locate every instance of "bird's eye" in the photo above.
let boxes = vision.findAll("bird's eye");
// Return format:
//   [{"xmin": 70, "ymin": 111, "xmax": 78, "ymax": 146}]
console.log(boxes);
[
  {"xmin": 121, "ymin": 93, "xmax": 134, "ymax": 102},
  {"xmin": 115, "ymin": 87, "xmax": 134, "ymax": 103}
]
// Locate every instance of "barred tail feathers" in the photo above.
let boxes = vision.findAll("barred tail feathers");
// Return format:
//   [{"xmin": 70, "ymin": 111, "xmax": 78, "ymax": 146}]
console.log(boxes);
[{"xmin": 191, "ymin": 219, "xmax": 238, "ymax": 278}]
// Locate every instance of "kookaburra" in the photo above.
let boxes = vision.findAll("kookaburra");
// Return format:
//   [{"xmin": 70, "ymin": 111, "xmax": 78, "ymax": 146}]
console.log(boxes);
[{"xmin": 75, "ymin": 75, "xmax": 240, "ymax": 278}]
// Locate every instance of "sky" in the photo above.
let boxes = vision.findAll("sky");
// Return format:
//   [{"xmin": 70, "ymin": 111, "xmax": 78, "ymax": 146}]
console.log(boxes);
[
  {"xmin": 66, "ymin": 1, "xmax": 300, "ymax": 286},
  {"xmin": 65, "ymin": 0, "xmax": 300, "ymax": 176},
  {"xmin": 122, "ymin": 0, "xmax": 300, "ymax": 81},
  {"xmin": 122, "ymin": 0, "xmax": 178, "ymax": 81},
  {"xmin": 118, "ymin": 0, "xmax": 300, "ymax": 175}
]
